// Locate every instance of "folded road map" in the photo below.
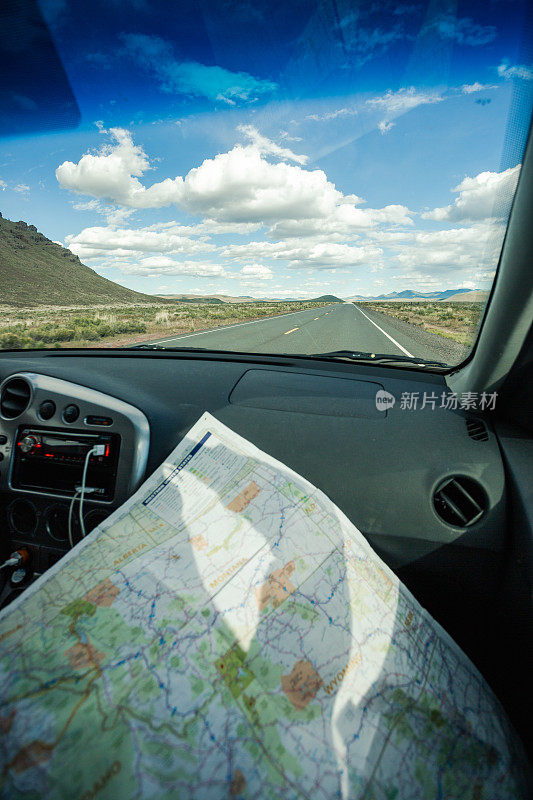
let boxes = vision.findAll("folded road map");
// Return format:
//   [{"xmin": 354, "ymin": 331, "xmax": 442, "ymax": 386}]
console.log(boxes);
[{"xmin": 0, "ymin": 412, "xmax": 529, "ymax": 799}]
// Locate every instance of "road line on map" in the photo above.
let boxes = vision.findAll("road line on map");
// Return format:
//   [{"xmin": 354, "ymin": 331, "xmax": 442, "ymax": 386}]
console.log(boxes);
[
  {"xmin": 355, "ymin": 306, "xmax": 413, "ymax": 357},
  {"xmin": 284, "ymin": 328, "xmax": 299, "ymax": 335}
]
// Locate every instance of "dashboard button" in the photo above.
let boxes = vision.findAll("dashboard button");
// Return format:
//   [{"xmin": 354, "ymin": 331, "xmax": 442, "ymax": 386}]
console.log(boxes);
[
  {"xmin": 39, "ymin": 400, "xmax": 56, "ymax": 420},
  {"xmin": 0, "ymin": 435, "xmax": 7, "ymax": 444},
  {"xmin": 0, "ymin": 452, "xmax": 3, "ymax": 461},
  {"xmin": 62, "ymin": 404, "xmax": 80, "ymax": 423}
]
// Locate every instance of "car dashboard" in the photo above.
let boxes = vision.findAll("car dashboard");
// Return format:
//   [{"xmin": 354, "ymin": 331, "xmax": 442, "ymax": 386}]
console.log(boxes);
[
  {"xmin": 0, "ymin": 349, "xmax": 507, "ymax": 571},
  {"xmin": 0, "ymin": 348, "xmax": 531, "ymax": 758}
]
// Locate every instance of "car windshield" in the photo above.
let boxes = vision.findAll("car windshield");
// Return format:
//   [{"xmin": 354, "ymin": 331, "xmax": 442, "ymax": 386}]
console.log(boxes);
[{"xmin": 0, "ymin": 0, "xmax": 532, "ymax": 366}]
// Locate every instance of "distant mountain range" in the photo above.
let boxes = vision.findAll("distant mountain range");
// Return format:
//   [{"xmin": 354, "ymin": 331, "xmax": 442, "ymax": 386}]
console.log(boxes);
[
  {"xmin": 161, "ymin": 290, "xmax": 487, "ymax": 304},
  {"xmin": 345, "ymin": 288, "xmax": 485, "ymax": 301},
  {"xmin": 0, "ymin": 213, "xmax": 155, "ymax": 306}
]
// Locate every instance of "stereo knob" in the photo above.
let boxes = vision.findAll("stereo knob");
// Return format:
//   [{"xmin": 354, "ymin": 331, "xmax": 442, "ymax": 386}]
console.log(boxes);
[{"xmin": 19, "ymin": 435, "xmax": 39, "ymax": 454}]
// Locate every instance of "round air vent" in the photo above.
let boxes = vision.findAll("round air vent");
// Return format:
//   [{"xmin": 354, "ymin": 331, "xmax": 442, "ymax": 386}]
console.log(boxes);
[
  {"xmin": 45, "ymin": 505, "xmax": 70, "ymax": 542},
  {"xmin": 433, "ymin": 476, "xmax": 488, "ymax": 528},
  {"xmin": 0, "ymin": 377, "xmax": 31, "ymax": 419},
  {"xmin": 8, "ymin": 499, "xmax": 38, "ymax": 536}
]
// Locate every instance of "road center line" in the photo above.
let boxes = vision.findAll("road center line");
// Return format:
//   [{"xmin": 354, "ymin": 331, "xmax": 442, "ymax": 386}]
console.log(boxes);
[
  {"xmin": 284, "ymin": 327, "xmax": 299, "ymax": 335},
  {"xmin": 139, "ymin": 306, "xmax": 323, "ymax": 346},
  {"xmin": 355, "ymin": 306, "xmax": 414, "ymax": 357}
]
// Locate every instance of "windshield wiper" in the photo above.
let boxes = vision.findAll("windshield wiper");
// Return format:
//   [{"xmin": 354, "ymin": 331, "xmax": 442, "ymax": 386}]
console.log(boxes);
[
  {"xmin": 127, "ymin": 344, "xmax": 447, "ymax": 368},
  {"xmin": 308, "ymin": 350, "xmax": 448, "ymax": 368},
  {"xmin": 130, "ymin": 344, "xmax": 170, "ymax": 350}
]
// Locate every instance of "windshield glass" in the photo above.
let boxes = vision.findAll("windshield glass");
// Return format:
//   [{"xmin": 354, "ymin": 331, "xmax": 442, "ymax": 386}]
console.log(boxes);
[{"xmin": 0, "ymin": 0, "xmax": 532, "ymax": 365}]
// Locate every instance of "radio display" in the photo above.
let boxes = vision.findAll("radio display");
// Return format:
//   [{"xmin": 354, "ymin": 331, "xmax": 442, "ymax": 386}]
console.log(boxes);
[{"xmin": 12, "ymin": 428, "xmax": 121, "ymax": 500}]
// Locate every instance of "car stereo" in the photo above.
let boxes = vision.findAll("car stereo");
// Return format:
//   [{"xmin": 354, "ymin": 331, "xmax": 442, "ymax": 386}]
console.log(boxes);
[{"xmin": 11, "ymin": 428, "xmax": 121, "ymax": 501}]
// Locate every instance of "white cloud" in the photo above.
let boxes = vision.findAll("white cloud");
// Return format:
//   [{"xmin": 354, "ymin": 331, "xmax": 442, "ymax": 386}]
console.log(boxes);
[
  {"xmin": 65, "ymin": 222, "xmax": 215, "ymax": 260},
  {"xmin": 269, "ymin": 204, "xmax": 413, "ymax": 239},
  {"xmin": 72, "ymin": 199, "xmax": 100, "ymax": 211},
  {"xmin": 279, "ymin": 131, "xmax": 302, "ymax": 142},
  {"xmin": 378, "ymin": 120, "xmax": 395, "ymax": 134},
  {"xmin": 120, "ymin": 33, "xmax": 277, "ymax": 105},
  {"xmin": 237, "ymin": 125, "xmax": 308, "ymax": 165},
  {"xmin": 380, "ymin": 222, "xmax": 505, "ymax": 280},
  {"xmin": 224, "ymin": 239, "xmax": 382, "ymax": 270},
  {"xmin": 461, "ymin": 82, "xmax": 497, "ymax": 94},
  {"xmin": 58, "ymin": 127, "xmax": 415, "ymax": 241},
  {"xmin": 56, "ymin": 128, "xmax": 163, "ymax": 208},
  {"xmin": 497, "ymin": 62, "xmax": 533, "ymax": 81},
  {"xmin": 174, "ymin": 145, "xmax": 344, "ymax": 223},
  {"xmin": 306, "ymin": 107, "xmax": 356, "ymax": 122},
  {"xmin": 239, "ymin": 264, "xmax": 273, "ymax": 280},
  {"xmin": 14, "ymin": 183, "xmax": 30, "ymax": 195},
  {"xmin": 424, "ymin": 14, "xmax": 496, "ymax": 47},
  {"xmin": 118, "ymin": 257, "xmax": 226, "ymax": 278},
  {"xmin": 366, "ymin": 87, "xmax": 442, "ymax": 117},
  {"xmin": 366, "ymin": 87, "xmax": 442, "ymax": 135},
  {"xmin": 422, "ymin": 165, "xmax": 521, "ymax": 222},
  {"xmin": 0, "ymin": 179, "xmax": 6, "ymax": 190}
]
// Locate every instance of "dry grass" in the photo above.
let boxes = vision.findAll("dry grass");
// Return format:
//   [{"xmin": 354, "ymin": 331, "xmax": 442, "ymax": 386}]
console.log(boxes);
[
  {"xmin": 0, "ymin": 300, "xmax": 331, "ymax": 349},
  {"xmin": 360, "ymin": 301, "xmax": 485, "ymax": 346}
]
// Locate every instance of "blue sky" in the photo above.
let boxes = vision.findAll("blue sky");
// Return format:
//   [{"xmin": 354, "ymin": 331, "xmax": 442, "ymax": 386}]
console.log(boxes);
[{"xmin": 0, "ymin": 0, "xmax": 532, "ymax": 298}]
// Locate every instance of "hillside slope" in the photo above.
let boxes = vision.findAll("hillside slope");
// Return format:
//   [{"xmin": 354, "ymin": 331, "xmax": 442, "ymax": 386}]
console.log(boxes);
[
  {"xmin": 444, "ymin": 290, "xmax": 490, "ymax": 302},
  {"xmin": 0, "ymin": 213, "xmax": 155, "ymax": 306}
]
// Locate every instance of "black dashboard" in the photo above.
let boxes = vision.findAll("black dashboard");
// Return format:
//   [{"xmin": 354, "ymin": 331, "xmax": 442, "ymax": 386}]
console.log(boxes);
[
  {"xmin": 0, "ymin": 350, "xmax": 506, "ymax": 572},
  {"xmin": 1, "ymin": 348, "xmax": 532, "ymax": 754}
]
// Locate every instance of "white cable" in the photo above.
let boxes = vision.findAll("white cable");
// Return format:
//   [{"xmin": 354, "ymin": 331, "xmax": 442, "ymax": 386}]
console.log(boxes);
[
  {"xmin": 68, "ymin": 490, "xmax": 81, "ymax": 549},
  {"xmin": 78, "ymin": 445, "xmax": 105, "ymax": 538},
  {"xmin": 0, "ymin": 557, "xmax": 19, "ymax": 570}
]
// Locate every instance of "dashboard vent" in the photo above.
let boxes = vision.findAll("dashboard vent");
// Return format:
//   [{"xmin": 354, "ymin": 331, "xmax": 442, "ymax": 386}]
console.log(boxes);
[
  {"xmin": 433, "ymin": 476, "xmax": 488, "ymax": 528},
  {"xmin": 466, "ymin": 418, "xmax": 489, "ymax": 441},
  {"xmin": 0, "ymin": 377, "xmax": 31, "ymax": 419}
]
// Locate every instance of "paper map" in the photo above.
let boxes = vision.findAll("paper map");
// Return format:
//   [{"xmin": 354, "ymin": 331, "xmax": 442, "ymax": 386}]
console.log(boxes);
[{"xmin": 0, "ymin": 412, "xmax": 528, "ymax": 799}]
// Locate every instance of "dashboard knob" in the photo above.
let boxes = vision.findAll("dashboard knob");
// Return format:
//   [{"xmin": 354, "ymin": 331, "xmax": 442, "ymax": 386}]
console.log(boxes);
[{"xmin": 19, "ymin": 435, "xmax": 39, "ymax": 454}]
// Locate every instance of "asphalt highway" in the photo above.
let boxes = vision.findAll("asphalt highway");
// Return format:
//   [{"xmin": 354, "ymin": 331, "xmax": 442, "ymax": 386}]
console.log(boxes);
[{"xmin": 140, "ymin": 303, "xmax": 463, "ymax": 364}]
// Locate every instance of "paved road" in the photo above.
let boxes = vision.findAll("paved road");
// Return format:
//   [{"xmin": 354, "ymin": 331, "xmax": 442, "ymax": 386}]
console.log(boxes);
[{"xmin": 141, "ymin": 303, "xmax": 463, "ymax": 363}]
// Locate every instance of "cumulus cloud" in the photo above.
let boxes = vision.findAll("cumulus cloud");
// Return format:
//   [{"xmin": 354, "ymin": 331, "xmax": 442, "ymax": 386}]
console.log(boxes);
[
  {"xmin": 56, "ymin": 128, "xmax": 165, "ymax": 208},
  {"xmin": 118, "ymin": 257, "xmax": 227, "ymax": 278},
  {"xmin": 422, "ymin": 165, "xmax": 521, "ymax": 222},
  {"xmin": 60, "ymin": 124, "xmax": 509, "ymax": 289},
  {"xmin": 497, "ymin": 62, "xmax": 533, "ymax": 81},
  {"xmin": 239, "ymin": 264, "xmax": 273, "ymax": 280},
  {"xmin": 268, "ymin": 204, "xmax": 413, "ymax": 239},
  {"xmin": 388, "ymin": 222, "xmax": 506, "ymax": 275},
  {"xmin": 120, "ymin": 33, "xmax": 277, "ymax": 105},
  {"xmin": 58, "ymin": 126, "xmax": 414, "ymax": 239},
  {"xmin": 223, "ymin": 239, "xmax": 382, "ymax": 270},
  {"xmin": 65, "ymin": 222, "xmax": 215, "ymax": 260}
]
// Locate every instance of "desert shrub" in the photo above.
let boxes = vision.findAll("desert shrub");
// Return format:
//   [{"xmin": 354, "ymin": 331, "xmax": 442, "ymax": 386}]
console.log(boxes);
[{"xmin": 0, "ymin": 331, "xmax": 33, "ymax": 348}]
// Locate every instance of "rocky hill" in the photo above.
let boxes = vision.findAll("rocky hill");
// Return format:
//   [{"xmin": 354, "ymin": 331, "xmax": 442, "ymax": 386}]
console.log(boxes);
[{"xmin": 0, "ymin": 213, "xmax": 155, "ymax": 306}]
